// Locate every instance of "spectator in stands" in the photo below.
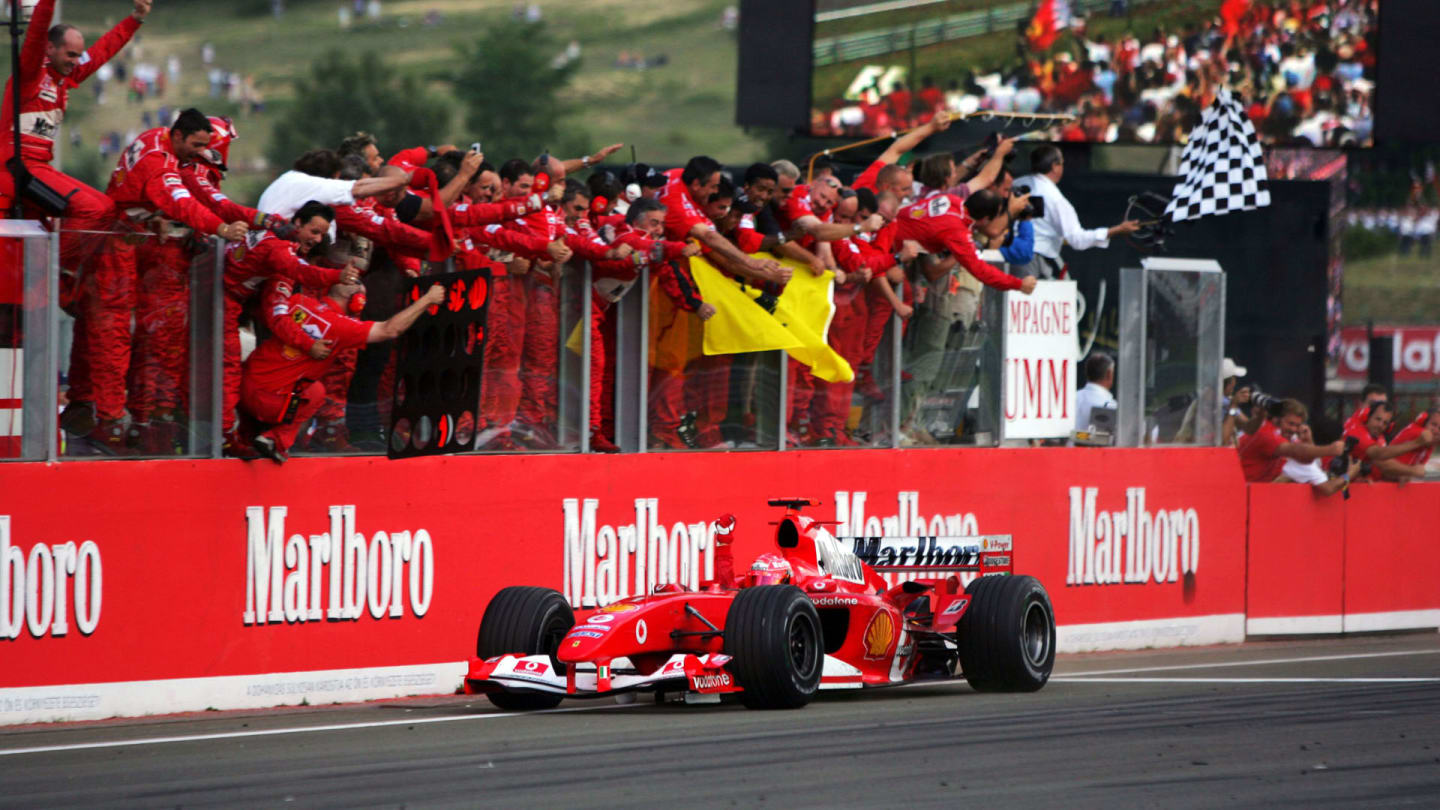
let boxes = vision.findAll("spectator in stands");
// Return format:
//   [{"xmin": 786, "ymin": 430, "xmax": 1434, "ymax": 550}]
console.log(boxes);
[
  {"xmin": 1075, "ymin": 352, "xmax": 1117, "ymax": 434},
  {"xmin": 1013, "ymin": 145, "xmax": 1140, "ymax": 278},
  {"xmin": 1238, "ymin": 399, "xmax": 1346, "ymax": 483}
]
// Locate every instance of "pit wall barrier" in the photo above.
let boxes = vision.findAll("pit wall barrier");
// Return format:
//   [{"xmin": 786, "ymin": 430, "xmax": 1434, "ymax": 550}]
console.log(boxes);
[
  {"xmin": 0, "ymin": 447, "xmax": 1431, "ymax": 725},
  {"xmin": 1245, "ymin": 483, "xmax": 1440, "ymax": 636}
]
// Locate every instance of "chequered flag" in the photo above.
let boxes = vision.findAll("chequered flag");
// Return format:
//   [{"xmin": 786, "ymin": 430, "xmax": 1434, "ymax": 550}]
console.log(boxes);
[{"xmin": 1165, "ymin": 88, "xmax": 1271, "ymax": 222}]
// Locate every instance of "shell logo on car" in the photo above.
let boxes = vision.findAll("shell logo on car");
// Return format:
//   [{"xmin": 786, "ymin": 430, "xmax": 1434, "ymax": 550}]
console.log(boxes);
[{"xmin": 863, "ymin": 611, "xmax": 895, "ymax": 660}]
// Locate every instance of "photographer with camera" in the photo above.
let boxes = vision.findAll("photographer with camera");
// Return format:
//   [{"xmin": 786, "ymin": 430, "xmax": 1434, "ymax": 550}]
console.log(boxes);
[
  {"xmin": 966, "ymin": 167, "xmax": 1037, "ymax": 267},
  {"xmin": 1013, "ymin": 145, "xmax": 1142, "ymax": 279},
  {"xmin": 1237, "ymin": 398, "xmax": 1347, "ymax": 483}
]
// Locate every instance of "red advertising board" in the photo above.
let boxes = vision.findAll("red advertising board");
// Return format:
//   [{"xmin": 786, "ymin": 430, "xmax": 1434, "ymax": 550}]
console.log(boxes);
[
  {"xmin": 1341, "ymin": 484, "xmax": 1440, "ymax": 632},
  {"xmin": 1337, "ymin": 325, "xmax": 1440, "ymax": 382},
  {"xmin": 0, "ymin": 447, "xmax": 1248, "ymax": 722},
  {"xmin": 1245, "ymin": 485, "xmax": 1346, "ymax": 634}
]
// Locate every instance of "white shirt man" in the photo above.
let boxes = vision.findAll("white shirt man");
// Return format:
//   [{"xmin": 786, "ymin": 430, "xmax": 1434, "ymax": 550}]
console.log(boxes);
[
  {"xmin": 257, "ymin": 152, "xmax": 408, "ymax": 237},
  {"xmin": 1076, "ymin": 353, "xmax": 1117, "ymax": 433},
  {"xmin": 257, "ymin": 170, "xmax": 357, "ymax": 220},
  {"xmin": 1014, "ymin": 145, "xmax": 1139, "ymax": 278}
]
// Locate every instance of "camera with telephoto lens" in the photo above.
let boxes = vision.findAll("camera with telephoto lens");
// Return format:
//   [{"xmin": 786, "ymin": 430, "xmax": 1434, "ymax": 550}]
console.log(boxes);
[{"xmin": 1249, "ymin": 388, "xmax": 1283, "ymax": 417}]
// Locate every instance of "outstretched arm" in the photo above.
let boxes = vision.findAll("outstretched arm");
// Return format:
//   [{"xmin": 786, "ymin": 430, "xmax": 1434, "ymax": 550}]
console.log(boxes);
[
  {"xmin": 368, "ymin": 284, "xmax": 445, "ymax": 343},
  {"xmin": 876, "ymin": 112, "xmax": 952, "ymax": 165}
]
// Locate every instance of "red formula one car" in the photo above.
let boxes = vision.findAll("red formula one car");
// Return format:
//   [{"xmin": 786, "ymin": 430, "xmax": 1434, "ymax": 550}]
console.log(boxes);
[{"xmin": 464, "ymin": 499, "xmax": 1055, "ymax": 710}]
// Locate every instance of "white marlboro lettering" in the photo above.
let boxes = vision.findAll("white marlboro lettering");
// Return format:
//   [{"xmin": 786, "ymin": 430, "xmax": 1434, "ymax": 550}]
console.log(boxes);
[
  {"xmin": 0, "ymin": 516, "xmax": 103, "ymax": 639},
  {"xmin": 1067, "ymin": 487, "xmax": 1199, "ymax": 586},
  {"xmin": 562, "ymin": 499, "xmax": 716, "ymax": 608},
  {"xmin": 832, "ymin": 491, "xmax": 978, "ymax": 541},
  {"xmin": 244, "ymin": 507, "xmax": 433, "ymax": 626}
]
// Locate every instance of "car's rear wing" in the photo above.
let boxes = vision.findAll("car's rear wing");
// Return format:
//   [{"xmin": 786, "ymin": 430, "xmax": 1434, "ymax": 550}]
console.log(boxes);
[{"xmin": 838, "ymin": 535, "xmax": 1013, "ymax": 572}]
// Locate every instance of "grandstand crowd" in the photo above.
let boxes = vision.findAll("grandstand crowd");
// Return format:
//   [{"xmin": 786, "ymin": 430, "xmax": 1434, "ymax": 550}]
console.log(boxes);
[
  {"xmin": 3, "ymin": 0, "xmax": 1068, "ymax": 461},
  {"xmin": 813, "ymin": 0, "xmax": 1377, "ymax": 148}
]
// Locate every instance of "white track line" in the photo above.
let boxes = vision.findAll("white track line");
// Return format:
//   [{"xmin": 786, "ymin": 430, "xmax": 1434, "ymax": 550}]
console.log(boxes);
[
  {"xmin": 0, "ymin": 702, "xmax": 639, "ymax": 758},
  {"xmin": 1054, "ymin": 677, "xmax": 1440, "ymax": 684},
  {"xmin": 1060, "ymin": 648, "xmax": 1440, "ymax": 677}
]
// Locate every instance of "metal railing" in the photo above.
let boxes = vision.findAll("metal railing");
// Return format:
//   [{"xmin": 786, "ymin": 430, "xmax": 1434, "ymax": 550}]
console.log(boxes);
[{"xmin": 2, "ymin": 226, "xmax": 1228, "ymax": 461}]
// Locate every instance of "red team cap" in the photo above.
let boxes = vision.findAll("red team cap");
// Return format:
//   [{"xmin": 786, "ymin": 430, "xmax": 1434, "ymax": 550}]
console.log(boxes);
[
  {"xmin": 590, "ymin": 195, "xmax": 608, "ymax": 214},
  {"xmin": 533, "ymin": 172, "xmax": 551, "ymax": 195},
  {"xmin": 201, "ymin": 116, "xmax": 237, "ymax": 171}
]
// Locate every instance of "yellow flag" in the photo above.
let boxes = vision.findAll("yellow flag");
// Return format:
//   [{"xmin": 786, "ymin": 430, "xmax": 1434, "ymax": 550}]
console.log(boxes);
[
  {"xmin": 690, "ymin": 254, "xmax": 853, "ymax": 383},
  {"xmin": 689, "ymin": 258, "xmax": 801, "ymax": 356}
]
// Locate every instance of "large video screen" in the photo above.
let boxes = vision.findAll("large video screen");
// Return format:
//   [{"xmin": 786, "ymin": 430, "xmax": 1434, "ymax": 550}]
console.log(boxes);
[{"xmin": 810, "ymin": 0, "xmax": 1377, "ymax": 147}]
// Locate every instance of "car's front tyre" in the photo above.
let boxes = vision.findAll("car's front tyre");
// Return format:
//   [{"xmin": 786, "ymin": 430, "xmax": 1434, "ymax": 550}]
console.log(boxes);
[
  {"xmin": 475, "ymin": 586, "xmax": 574, "ymax": 710},
  {"xmin": 723, "ymin": 585, "xmax": 823, "ymax": 709}
]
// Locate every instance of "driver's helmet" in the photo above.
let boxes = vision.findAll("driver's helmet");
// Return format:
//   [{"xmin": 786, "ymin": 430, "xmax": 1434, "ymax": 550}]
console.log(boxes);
[{"xmin": 749, "ymin": 553, "xmax": 793, "ymax": 586}]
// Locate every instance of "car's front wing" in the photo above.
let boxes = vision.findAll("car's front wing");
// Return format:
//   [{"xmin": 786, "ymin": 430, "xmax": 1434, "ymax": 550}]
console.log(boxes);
[{"xmin": 465, "ymin": 652, "xmax": 739, "ymax": 698}]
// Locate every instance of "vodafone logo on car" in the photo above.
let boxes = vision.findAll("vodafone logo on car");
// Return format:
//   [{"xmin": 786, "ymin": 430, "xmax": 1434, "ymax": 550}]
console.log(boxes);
[
  {"xmin": 0, "ymin": 517, "xmax": 103, "ymax": 639},
  {"xmin": 689, "ymin": 672, "xmax": 732, "ymax": 690}
]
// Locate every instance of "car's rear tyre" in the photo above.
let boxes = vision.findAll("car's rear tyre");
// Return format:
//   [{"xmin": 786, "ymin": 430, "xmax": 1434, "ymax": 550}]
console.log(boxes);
[
  {"xmin": 723, "ymin": 585, "xmax": 823, "ymax": 709},
  {"xmin": 475, "ymin": 586, "xmax": 574, "ymax": 710},
  {"xmin": 957, "ymin": 574, "xmax": 1055, "ymax": 692}
]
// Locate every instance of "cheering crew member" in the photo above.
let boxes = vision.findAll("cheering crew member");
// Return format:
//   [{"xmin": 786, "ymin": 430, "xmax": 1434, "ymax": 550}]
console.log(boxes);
[
  {"xmin": 221, "ymin": 201, "xmax": 358, "ymax": 455},
  {"xmin": 1342, "ymin": 401, "xmax": 1436, "ymax": 482},
  {"xmin": 852, "ymin": 189, "xmax": 916, "ymax": 403},
  {"xmin": 127, "ymin": 116, "xmax": 288, "ymax": 453},
  {"xmin": 809, "ymin": 193, "xmax": 899, "ymax": 446},
  {"xmin": 471, "ymin": 160, "xmax": 567, "ymax": 450},
  {"xmin": 585, "ymin": 198, "xmax": 706, "ymax": 451},
  {"xmin": 660, "ymin": 156, "xmax": 784, "ymax": 280},
  {"xmin": 243, "ymin": 281, "xmax": 446, "ymax": 463},
  {"xmin": 766, "ymin": 165, "xmax": 882, "ymax": 440},
  {"xmin": 1342, "ymin": 383, "xmax": 1388, "ymax": 435},
  {"xmin": 63, "ymin": 110, "xmax": 251, "ymax": 451},
  {"xmin": 0, "ymin": 0, "xmax": 149, "ymax": 273},
  {"xmin": 851, "ymin": 111, "xmax": 956, "ymax": 201},
  {"xmin": 589, "ymin": 199, "xmax": 703, "ymax": 450},
  {"xmin": 891, "ymin": 157, "xmax": 1037, "ymax": 297}
]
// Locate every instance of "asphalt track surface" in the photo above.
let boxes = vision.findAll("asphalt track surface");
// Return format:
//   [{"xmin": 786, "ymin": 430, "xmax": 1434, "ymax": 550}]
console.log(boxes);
[{"xmin": 3, "ymin": 635, "xmax": 1439, "ymax": 808}]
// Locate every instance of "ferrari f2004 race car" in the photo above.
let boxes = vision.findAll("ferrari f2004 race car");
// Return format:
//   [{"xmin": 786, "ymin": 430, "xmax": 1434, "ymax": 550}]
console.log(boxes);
[{"xmin": 464, "ymin": 499, "xmax": 1055, "ymax": 710}]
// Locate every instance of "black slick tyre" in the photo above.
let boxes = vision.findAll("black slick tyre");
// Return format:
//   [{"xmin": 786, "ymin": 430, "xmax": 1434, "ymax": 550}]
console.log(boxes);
[
  {"xmin": 723, "ymin": 585, "xmax": 823, "ymax": 709},
  {"xmin": 956, "ymin": 574, "xmax": 1055, "ymax": 692},
  {"xmin": 475, "ymin": 586, "xmax": 574, "ymax": 710}
]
